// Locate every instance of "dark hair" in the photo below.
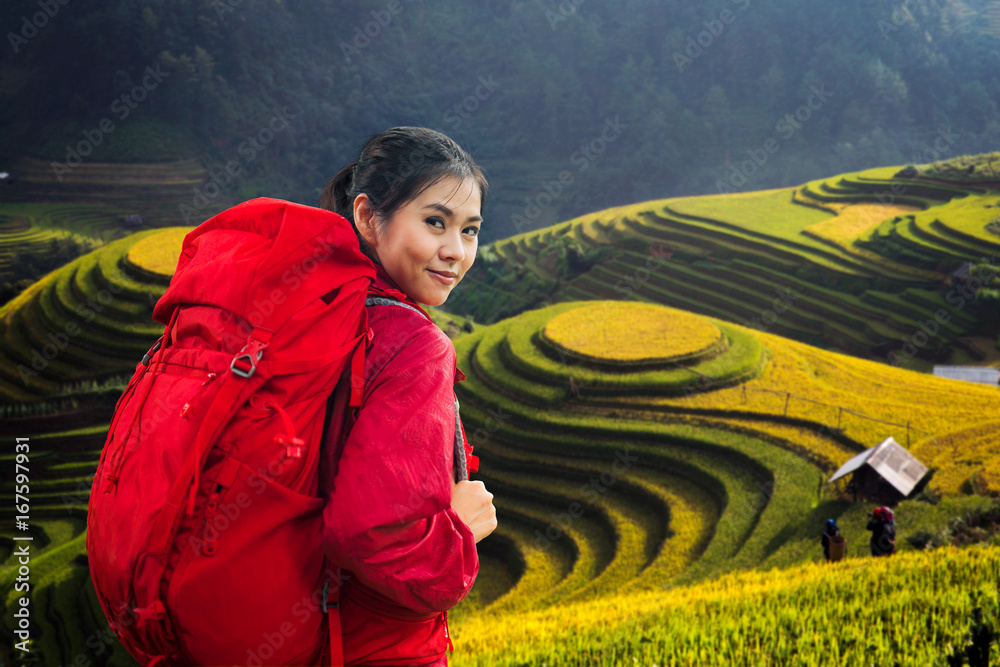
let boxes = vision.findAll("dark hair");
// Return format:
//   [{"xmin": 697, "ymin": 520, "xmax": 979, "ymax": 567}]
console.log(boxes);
[{"xmin": 319, "ymin": 127, "xmax": 489, "ymax": 263}]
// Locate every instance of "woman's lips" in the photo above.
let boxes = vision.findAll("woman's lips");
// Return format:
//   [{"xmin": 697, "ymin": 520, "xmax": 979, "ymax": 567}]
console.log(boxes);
[{"xmin": 427, "ymin": 269, "xmax": 456, "ymax": 285}]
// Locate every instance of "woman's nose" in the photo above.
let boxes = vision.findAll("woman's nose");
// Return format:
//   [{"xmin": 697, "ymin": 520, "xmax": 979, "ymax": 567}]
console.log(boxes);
[{"xmin": 441, "ymin": 230, "xmax": 465, "ymax": 262}]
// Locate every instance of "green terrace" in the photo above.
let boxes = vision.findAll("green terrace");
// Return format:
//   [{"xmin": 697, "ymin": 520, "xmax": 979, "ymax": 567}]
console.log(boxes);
[
  {"xmin": 454, "ymin": 159, "xmax": 1000, "ymax": 366},
  {"xmin": 448, "ymin": 300, "xmax": 862, "ymax": 623},
  {"xmin": 1, "ymin": 301, "xmax": 993, "ymax": 664},
  {"xmin": 0, "ymin": 229, "xmax": 168, "ymax": 403},
  {"xmin": 0, "ymin": 156, "xmax": 209, "ymax": 228},
  {"xmin": 0, "ymin": 425, "xmax": 131, "ymax": 666}
]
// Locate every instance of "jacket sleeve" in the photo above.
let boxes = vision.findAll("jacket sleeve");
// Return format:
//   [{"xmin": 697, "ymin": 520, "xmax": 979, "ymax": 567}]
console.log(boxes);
[{"xmin": 319, "ymin": 319, "xmax": 479, "ymax": 615}]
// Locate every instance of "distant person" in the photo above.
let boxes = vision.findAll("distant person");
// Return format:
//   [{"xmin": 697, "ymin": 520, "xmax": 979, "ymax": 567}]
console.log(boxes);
[
  {"xmin": 866, "ymin": 506, "xmax": 897, "ymax": 557},
  {"xmin": 821, "ymin": 518, "xmax": 846, "ymax": 562}
]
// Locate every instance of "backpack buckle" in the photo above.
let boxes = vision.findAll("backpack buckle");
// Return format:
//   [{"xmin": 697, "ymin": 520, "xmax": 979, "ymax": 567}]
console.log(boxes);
[
  {"xmin": 141, "ymin": 336, "xmax": 163, "ymax": 366},
  {"xmin": 231, "ymin": 337, "xmax": 268, "ymax": 378},
  {"xmin": 321, "ymin": 578, "xmax": 339, "ymax": 613}
]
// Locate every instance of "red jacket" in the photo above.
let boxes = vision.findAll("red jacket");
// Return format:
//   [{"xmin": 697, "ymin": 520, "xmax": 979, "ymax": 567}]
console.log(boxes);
[{"xmin": 318, "ymin": 263, "xmax": 479, "ymax": 666}]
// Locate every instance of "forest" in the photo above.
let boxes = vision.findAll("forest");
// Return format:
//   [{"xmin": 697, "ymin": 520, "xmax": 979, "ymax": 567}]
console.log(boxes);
[{"xmin": 1, "ymin": 0, "xmax": 999, "ymax": 243}]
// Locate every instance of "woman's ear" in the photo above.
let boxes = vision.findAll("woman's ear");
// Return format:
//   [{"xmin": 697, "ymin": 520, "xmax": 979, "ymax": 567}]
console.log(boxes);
[{"xmin": 352, "ymin": 193, "xmax": 379, "ymax": 248}]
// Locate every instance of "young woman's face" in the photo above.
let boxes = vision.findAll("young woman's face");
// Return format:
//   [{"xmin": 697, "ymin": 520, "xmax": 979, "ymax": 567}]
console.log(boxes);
[{"xmin": 354, "ymin": 175, "xmax": 482, "ymax": 307}]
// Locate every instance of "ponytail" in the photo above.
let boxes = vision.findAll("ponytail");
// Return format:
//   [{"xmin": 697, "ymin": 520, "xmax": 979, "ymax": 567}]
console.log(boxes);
[
  {"xmin": 319, "ymin": 159, "xmax": 379, "ymax": 262},
  {"xmin": 319, "ymin": 160, "xmax": 359, "ymax": 223}
]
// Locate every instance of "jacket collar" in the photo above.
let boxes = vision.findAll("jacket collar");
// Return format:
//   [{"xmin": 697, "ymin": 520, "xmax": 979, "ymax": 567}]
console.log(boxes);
[
  {"xmin": 371, "ymin": 262, "xmax": 409, "ymax": 301},
  {"xmin": 369, "ymin": 263, "xmax": 434, "ymax": 322},
  {"xmin": 368, "ymin": 262, "xmax": 466, "ymax": 383}
]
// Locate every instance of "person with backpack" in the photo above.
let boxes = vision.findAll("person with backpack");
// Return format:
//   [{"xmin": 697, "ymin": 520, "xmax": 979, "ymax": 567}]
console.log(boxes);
[
  {"xmin": 85, "ymin": 127, "xmax": 496, "ymax": 667},
  {"xmin": 315, "ymin": 127, "xmax": 497, "ymax": 666},
  {"xmin": 866, "ymin": 506, "xmax": 896, "ymax": 557}
]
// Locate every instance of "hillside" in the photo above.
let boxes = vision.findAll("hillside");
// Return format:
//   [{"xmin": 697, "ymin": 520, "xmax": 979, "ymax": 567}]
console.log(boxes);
[
  {"xmin": 451, "ymin": 544, "xmax": 1000, "ymax": 665},
  {"xmin": 447, "ymin": 298, "xmax": 999, "ymax": 596},
  {"xmin": 2, "ymin": 161, "xmax": 999, "ymax": 664},
  {"xmin": 0, "ymin": 226, "xmax": 183, "ymax": 404},
  {"xmin": 4, "ymin": 1, "xmax": 1000, "ymax": 241},
  {"xmin": 0, "ymin": 157, "xmax": 211, "ymax": 230},
  {"xmin": 446, "ymin": 155, "xmax": 1000, "ymax": 371},
  {"xmin": 3, "ymin": 297, "xmax": 999, "ymax": 665},
  {"xmin": 442, "ymin": 298, "xmax": 1000, "ymax": 663}
]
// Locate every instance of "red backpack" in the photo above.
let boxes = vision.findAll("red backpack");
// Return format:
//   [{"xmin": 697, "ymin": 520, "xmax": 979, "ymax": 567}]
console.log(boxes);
[{"xmin": 87, "ymin": 197, "xmax": 398, "ymax": 666}]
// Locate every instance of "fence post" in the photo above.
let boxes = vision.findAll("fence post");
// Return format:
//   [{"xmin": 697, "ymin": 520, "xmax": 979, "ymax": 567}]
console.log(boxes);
[
  {"xmin": 837, "ymin": 407, "xmax": 842, "ymax": 431},
  {"xmin": 906, "ymin": 421, "xmax": 910, "ymax": 448},
  {"xmin": 783, "ymin": 392, "xmax": 790, "ymax": 416}
]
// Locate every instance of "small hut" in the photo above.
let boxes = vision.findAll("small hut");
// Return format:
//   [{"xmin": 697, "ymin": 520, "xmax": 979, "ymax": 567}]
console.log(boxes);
[
  {"xmin": 950, "ymin": 261, "xmax": 972, "ymax": 284},
  {"xmin": 828, "ymin": 437, "xmax": 928, "ymax": 504},
  {"xmin": 933, "ymin": 365, "xmax": 1000, "ymax": 387},
  {"xmin": 123, "ymin": 213, "xmax": 144, "ymax": 228}
]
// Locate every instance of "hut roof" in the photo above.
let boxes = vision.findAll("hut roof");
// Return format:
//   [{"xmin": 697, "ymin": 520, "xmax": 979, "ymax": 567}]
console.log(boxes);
[
  {"xmin": 932, "ymin": 365, "xmax": 1000, "ymax": 386},
  {"xmin": 828, "ymin": 437, "xmax": 928, "ymax": 496},
  {"xmin": 951, "ymin": 262, "xmax": 972, "ymax": 279}
]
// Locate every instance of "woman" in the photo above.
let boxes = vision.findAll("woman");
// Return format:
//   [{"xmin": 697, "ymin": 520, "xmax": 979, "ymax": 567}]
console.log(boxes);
[
  {"xmin": 316, "ymin": 127, "xmax": 498, "ymax": 666},
  {"xmin": 866, "ymin": 506, "xmax": 896, "ymax": 557}
]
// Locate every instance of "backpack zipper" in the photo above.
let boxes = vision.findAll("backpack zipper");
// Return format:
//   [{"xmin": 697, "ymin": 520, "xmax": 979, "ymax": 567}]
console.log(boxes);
[
  {"xmin": 179, "ymin": 371, "xmax": 217, "ymax": 418},
  {"xmin": 199, "ymin": 456, "xmax": 242, "ymax": 557}
]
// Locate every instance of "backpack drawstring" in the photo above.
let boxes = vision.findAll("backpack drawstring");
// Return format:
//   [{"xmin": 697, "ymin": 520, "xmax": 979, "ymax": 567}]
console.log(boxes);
[
  {"xmin": 443, "ymin": 610, "xmax": 454, "ymax": 653},
  {"xmin": 264, "ymin": 398, "xmax": 306, "ymax": 462}
]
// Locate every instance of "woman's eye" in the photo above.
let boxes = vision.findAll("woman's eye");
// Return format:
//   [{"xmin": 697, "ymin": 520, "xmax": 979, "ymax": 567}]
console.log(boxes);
[
  {"xmin": 426, "ymin": 216, "xmax": 445, "ymax": 228},
  {"xmin": 464, "ymin": 226, "xmax": 480, "ymax": 237}
]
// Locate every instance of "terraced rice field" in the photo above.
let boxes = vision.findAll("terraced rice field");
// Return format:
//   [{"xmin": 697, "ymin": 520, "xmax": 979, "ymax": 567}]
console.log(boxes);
[
  {"xmin": 0, "ymin": 157, "xmax": 209, "ymax": 228},
  {"xmin": 542, "ymin": 301, "xmax": 724, "ymax": 365},
  {"xmin": 441, "ymin": 299, "xmax": 1000, "ymax": 663},
  {"xmin": 450, "ymin": 300, "xmax": 989, "ymax": 575},
  {"xmin": 0, "ymin": 203, "xmax": 126, "ymax": 277},
  {"xmin": 3, "ymin": 156, "xmax": 999, "ymax": 665},
  {"xmin": 451, "ymin": 544, "xmax": 1000, "ymax": 666},
  {"xmin": 0, "ymin": 227, "xmax": 191, "ymax": 403},
  {"xmin": 0, "ymin": 424, "xmax": 129, "ymax": 665},
  {"xmin": 481, "ymin": 162, "xmax": 1000, "ymax": 367},
  {"xmin": 3, "ymin": 290, "xmax": 999, "ymax": 666}
]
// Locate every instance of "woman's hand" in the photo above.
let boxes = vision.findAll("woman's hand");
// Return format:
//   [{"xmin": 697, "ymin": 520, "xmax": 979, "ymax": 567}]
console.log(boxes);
[{"xmin": 451, "ymin": 480, "xmax": 497, "ymax": 543}]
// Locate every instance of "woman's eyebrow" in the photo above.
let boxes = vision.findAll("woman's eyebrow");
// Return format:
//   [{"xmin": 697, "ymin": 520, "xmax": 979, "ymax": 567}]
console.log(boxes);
[{"xmin": 423, "ymin": 202, "xmax": 483, "ymax": 223}]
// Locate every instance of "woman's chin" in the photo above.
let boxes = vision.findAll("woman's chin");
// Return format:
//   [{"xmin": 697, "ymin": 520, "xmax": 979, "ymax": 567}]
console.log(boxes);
[{"xmin": 422, "ymin": 294, "xmax": 448, "ymax": 308}]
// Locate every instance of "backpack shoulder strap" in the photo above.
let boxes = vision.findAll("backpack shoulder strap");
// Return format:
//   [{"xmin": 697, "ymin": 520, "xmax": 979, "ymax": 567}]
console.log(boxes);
[
  {"xmin": 365, "ymin": 295, "xmax": 476, "ymax": 483},
  {"xmin": 366, "ymin": 283, "xmax": 434, "ymax": 322},
  {"xmin": 365, "ymin": 295, "xmax": 427, "ymax": 317}
]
